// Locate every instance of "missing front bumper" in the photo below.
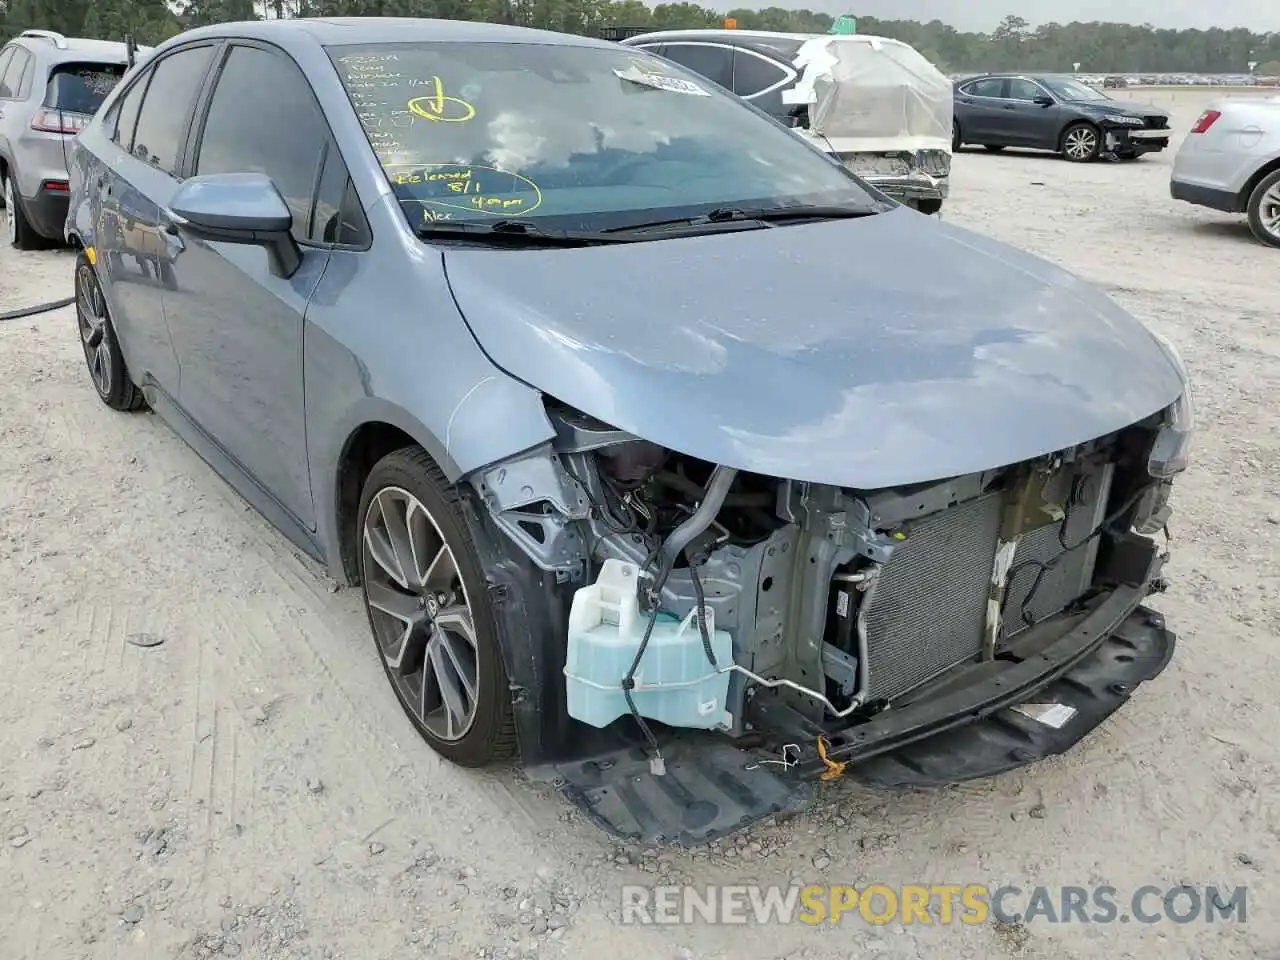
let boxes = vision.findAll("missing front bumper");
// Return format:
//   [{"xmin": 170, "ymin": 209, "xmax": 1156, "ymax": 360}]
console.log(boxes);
[
  {"xmin": 1108, "ymin": 127, "xmax": 1170, "ymax": 154},
  {"xmin": 543, "ymin": 587, "xmax": 1174, "ymax": 843},
  {"xmin": 864, "ymin": 172, "xmax": 949, "ymax": 203}
]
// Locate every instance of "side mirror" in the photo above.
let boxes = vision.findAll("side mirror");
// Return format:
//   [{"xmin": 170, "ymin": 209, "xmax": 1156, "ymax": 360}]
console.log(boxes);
[
  {"xmin": 1033, "ymin": 95, "xmax": 1054, "ymax": 107},
  {"xmin": 168, "ymin": 173, "xmax": 301, "ymax": 279}
]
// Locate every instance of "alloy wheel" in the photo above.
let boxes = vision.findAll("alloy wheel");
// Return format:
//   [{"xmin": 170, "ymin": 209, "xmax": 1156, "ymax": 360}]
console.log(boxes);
[
  {"xmin": 361, "ymin": 486, "xmax": 480, "ymax": 742},
  {"xmin": 1259, "ymin": 182, "xmax": 1280, "ymax": 241},
  {"xmin": 3, "ymin": 177, "xmax": 14, "ymax": 247},
  {"xmin": 1063, "ymin": 127, "xmax": 1098, "ymax": 161},
  {"xmin": 75, "ymin": 263, "xmax": 113, "ymax": 397}
]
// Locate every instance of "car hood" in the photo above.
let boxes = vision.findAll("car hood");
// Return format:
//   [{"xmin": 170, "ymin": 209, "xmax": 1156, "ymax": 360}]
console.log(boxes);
[
  {"xmin": 442, "ymin": 208, "xmax": 1184, "ymax": 490},
  {"xmin": 1075, "ymin": 100, "xmax": 1168, "ymax": 119}
]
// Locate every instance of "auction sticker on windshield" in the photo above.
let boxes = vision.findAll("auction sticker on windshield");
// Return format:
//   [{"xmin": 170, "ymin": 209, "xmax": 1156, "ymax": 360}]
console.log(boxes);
[{"xmin": 614, "ymin": 63, "xmax": 710, "ymax": 96}]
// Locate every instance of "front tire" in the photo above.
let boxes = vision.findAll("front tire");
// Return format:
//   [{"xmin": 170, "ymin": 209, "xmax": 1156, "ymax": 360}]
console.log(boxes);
[
  {"xmin": 74, "ymin": 252, "xmax": 145, "ymax": 411},
  {"xmin": 1061, "ymin": 122, "xmax": 1101, "ymax": 163},
  {"xmin": 358, "ymin": 447, "xmax": 516, "ymax": 767},
  {"xmin": 952, "ymin": 119, "xmax": 962, "ymax": 151},
  {"xmin": 1246, "ymin": 169, "xmax": 1280, "ymax": 249}
]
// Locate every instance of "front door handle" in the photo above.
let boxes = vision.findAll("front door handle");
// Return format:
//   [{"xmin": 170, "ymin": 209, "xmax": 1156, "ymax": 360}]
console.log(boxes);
[{"xmin": 1003, "ymin": 104, "xmax": 1018, "ymax": 110}]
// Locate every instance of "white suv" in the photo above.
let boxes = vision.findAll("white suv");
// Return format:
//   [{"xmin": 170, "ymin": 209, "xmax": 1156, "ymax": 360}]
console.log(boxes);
[
  {"xmin": 0, "ymin": 30, "xmax": 139, "ymax": 249},
  {"xmin": 1170, "ymin": 95, "xmax": 1280, "ymax": 248}
]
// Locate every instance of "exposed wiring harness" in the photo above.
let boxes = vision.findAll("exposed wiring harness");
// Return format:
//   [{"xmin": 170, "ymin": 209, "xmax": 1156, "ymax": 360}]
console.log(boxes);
[
  {"xmin": 1006, "ymin": 478, "xmax": 1163, "ymax": 629},
  {"xmin": 622, "ymin": 544, "xmax": 672, "ymax": 773},
  {"xmin": 619, "ymin": 483, "xmax": 725, "ymax": 775}
]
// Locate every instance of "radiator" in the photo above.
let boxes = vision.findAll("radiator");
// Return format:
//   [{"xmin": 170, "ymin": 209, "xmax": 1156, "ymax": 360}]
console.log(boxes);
[
  {"xmin": 861, "ymin": 463, "xmax": 1112, "ymax": 702},
  {"xmin": 862, "ymin": 492, "xmax": 1002, "ymax": 702}
]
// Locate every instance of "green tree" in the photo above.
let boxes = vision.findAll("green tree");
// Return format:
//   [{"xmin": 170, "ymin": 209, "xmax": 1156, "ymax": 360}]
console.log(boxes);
[{"xmin": 7, "ymin": 3, "xmax": 1280, "ymax": 76}]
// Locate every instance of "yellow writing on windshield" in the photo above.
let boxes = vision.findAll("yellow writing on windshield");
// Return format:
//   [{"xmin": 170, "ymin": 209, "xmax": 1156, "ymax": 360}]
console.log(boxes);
[
  {"xmin": 387, "ymin": 163, "xmax": 543, "ymax": 217},
  {"xmin": 407, "ymin": 77, "xmax": 476, "ymax": 123}
]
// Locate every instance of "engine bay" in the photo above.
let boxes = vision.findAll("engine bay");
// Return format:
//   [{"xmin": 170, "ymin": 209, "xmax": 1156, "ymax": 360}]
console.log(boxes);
[{"xmin": 468, "ymin": 399, "xmax": 1176, "ymax": 762}]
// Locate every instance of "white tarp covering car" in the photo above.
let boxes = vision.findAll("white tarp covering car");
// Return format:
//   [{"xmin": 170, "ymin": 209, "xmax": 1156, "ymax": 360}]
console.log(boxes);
[
  {"xmin": 786, "ymin": 34, "xmax": 952, "ymax": 153},
  {"xmin": 784, "ymin": 34, "xmax": 953, "ymax": 211},
  {"xmin": 618, "ymin": 29, "xmax": 953, "ymax": 214}
]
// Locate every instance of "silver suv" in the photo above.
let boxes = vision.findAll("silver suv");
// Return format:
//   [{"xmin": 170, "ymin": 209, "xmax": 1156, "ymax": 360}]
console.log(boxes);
[{"xmin": 0, "ymin": 30, "xmax": 137, "ymax": 249}]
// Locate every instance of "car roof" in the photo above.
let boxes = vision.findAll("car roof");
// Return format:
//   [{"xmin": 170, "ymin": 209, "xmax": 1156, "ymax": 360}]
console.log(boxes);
[
  {"xmin": 10, "ymin": 33, "xmax": 135, "ymax": 64},
  {"xmin": 621, "ymin": 28, "xmax": 908, "ymax": 48},
  {"xmin": 959, "ymin": 73, "xmax": 1079, "ymax": 82},
  {"xmin": 168, "ymin": 17, "xmax": 617, "ymax": 51}
]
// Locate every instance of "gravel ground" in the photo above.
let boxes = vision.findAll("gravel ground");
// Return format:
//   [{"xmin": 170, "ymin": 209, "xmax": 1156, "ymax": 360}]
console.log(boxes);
[{"xmin": 1, "ymin": 88, "xmax": 1277, "ymax": 960}]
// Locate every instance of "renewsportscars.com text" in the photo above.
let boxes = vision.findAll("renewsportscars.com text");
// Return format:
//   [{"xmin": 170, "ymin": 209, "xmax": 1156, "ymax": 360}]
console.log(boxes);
[{"xmin": 620, "ymin": 883, "xmax": 1248, "ymax": 926}]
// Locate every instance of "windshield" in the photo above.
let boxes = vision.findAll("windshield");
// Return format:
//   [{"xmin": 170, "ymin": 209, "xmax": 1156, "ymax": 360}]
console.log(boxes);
[
  {"xmin": 1041, "ymin": 77, "xmax": 1109, "ymax": 102},
  {"xmin": 327, "ymin": 41, "xmax": 881, "ymax": 232},
  {"xmin": 44, "ymin": 63, "xmax": 126, "ymax": 114}
]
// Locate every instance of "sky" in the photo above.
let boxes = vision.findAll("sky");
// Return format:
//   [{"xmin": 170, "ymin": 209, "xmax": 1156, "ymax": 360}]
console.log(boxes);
[{"xmin": 824, "ymin": 1, "xmax": 1280, "ymax": 33}]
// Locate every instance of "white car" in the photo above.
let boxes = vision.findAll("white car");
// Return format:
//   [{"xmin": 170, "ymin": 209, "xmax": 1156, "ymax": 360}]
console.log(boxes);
[{"xmin": 1170, "ymin": 95, "xmax": 1280, "ymax": 247}]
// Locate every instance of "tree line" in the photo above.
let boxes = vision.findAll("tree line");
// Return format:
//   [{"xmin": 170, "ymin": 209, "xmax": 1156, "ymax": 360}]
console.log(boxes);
[{"xmin": 4, "ymin": 1, "xmax": 1279, "ymax": 76}]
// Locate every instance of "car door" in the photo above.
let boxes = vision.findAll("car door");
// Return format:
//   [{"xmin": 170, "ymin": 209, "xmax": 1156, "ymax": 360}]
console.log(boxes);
[
  {"xmin": 1002, "ymin": 78, "xmax": 1062, "ymax": 148},
  {"xmin": 955, "ymin": 77, "xmax": 1008, "ymax": 142},
  {"xmin": 655, "ymin": 42, "xmax": 734, "ymax": 92},
  {"xmin": 161, "ymin": 40, "xmax": 339, "ymax": 530},
  {"xmin": 92, "ymin": 43, "xmax": 219, "ymax": 395}
]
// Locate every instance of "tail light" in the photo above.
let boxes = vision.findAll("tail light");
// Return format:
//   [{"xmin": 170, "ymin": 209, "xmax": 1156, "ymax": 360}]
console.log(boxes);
[
  {"xmin": 1189, "ymin": 110, "xmax": 1221, "ymax": 134},
  {"xmin": 30, "ymin": 108, "xmax": 90, "ymax": 135},
  {"xmin": 42, "ymin": 180, "xmax": 70, "ymax": 193}
]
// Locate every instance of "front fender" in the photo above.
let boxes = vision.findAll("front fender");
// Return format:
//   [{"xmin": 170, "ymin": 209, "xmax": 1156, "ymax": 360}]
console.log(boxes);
[{"xmin": 303, "ymin": 230, "xmax": 556, "ymax": 578}]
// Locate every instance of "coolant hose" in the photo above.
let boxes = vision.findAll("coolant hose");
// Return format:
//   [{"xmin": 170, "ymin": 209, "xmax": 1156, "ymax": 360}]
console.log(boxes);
[{"xmin": 659, "ymin": 465, "xmax": 739, "ymax": 571}]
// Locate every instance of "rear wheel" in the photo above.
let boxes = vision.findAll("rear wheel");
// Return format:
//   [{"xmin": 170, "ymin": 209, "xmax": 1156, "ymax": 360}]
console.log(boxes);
[
  {"xmin": 2, "ymin": 172, "xmax": 39, "ymax": 251},
  {"xmin": 358, "ymin": 447, "xmax": 516, "ymax": 767},
  {"xmin": 1061, "ymin": 122, "xmax": 1101, "ymax": 163},
  {"xmin": 1247, "ymin": 169, "xmax": 1280, "ymax": 248},
  {"xmin": 74, "ymin": 252, "xmax": 146, "ymax": 411}
]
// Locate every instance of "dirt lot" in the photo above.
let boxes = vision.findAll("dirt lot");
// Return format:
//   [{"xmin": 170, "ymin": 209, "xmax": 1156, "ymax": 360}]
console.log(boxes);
[{"xmin": 2, "ymin": 88, "xmax": 1278, "ymax": 960}]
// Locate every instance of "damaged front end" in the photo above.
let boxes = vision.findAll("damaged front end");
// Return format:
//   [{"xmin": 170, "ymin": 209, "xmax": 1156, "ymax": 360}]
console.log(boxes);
[{"xmin": 466, "ymin": 397, "xmax": 1188, "ymax": 843}]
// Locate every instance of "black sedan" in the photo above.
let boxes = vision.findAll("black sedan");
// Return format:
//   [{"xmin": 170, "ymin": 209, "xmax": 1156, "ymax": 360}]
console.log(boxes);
[{"xmin": 953, "ymin": 74, "xmax": 1171, "ymax": 162}]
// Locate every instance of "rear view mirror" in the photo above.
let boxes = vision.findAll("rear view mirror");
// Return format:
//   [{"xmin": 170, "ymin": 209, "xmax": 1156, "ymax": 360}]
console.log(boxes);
[{"xmin": 168, "ymin": 173, "xmax": 301, "ymax": 278}]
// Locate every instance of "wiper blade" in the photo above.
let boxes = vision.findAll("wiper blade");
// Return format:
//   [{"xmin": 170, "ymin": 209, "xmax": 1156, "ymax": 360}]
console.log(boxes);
[
  {"xmin": 414, "ymin": 219, "xmax": 612, "ymax": 246},
  {"xmin": 601, "ymin": 204, "xmax": 879, "ymax": 234},
  {"xmin": 737, "ymin": 204, "xmax": 881, "ymax": 223}
]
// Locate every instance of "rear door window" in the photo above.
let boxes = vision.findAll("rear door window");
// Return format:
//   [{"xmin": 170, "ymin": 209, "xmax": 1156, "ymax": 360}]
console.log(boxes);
[
  {"xmin": 731, "ymin": 48, "xmax": 794, "ymax": 118},
  {"xmin": 45, "ymin": 63, "xmax": 127, "ymax": 115},
  {"xmin": 732, "ymin": 50, "xmax": 789, "ymax": 98},
  {"xmin": 12, "ymin": 49, "xmax": 35, "ymax": 99},
  {"xmin": 110, "ymin": 73, "xmax": 150, "ymax": 152},
  {"xmin": 0, "ymin": 47, "xmax": 21, "ymax": 98},
  {"xmin": 130, "ymin": 44, "xmax": 216, "ymax": 175},
  {"xmin": 659, "ymin": 43, "xmax": 733, "ymax": 89},
  {"xmin": 960, "ymin": 77, "xmax": 1006, "ymax": 98}
]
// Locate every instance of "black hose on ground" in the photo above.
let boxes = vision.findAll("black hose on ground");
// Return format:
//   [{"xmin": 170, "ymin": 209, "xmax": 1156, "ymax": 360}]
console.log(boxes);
[{"xmin": 0, "ymin": 295, "xmax": 75, "ymax": 323}]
